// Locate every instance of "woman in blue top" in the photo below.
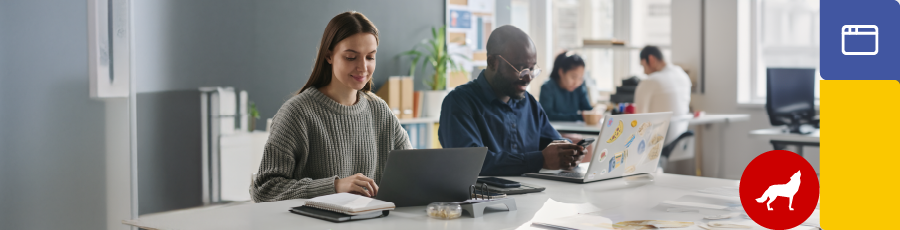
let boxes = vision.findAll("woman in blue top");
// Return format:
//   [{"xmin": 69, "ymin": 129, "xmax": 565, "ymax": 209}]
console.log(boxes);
[{"xmin": 539, "ymin": 52, "xmax": 593, "ymax": 121}]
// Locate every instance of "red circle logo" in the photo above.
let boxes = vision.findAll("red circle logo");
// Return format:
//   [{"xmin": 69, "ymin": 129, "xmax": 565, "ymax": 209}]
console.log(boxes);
[{"xmin": 740, "ymin": 150, "xmax": 819, "ymax": 230}]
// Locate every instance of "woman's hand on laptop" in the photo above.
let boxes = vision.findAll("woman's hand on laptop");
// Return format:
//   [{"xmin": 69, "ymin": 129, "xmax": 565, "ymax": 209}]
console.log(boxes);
[
  {"xmin": 542, "ymin": 143, "xmax": 585, "ymax": 170},
  {"xmin": 335, "ymin": 173, "xmax": 379, "ymax": 197}
]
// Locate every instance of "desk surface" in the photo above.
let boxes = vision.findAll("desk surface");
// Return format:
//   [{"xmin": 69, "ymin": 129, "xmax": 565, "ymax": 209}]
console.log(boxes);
[
  {"xmin": 552, "ymin": 114, "xmax": 750, "ymax": 134},
  {"xmin": 123, "ymin": 173, "xmax": 817, "ymax": 230},
  {"xmin": 749, "ymin": 128, "xmax": 820, "ymax": 143}
]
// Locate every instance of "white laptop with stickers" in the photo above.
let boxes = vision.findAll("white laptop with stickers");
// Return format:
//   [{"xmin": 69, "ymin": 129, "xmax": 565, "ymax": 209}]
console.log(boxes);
[{"xmin": 524, "ymin": 112, "xmax": 673, "ymax": 183}]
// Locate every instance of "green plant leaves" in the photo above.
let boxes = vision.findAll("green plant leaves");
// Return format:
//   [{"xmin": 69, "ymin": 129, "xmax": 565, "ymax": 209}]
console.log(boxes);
[{"xmin": 397, "ymin": 25, "xmax": 469, "ymax": 91}]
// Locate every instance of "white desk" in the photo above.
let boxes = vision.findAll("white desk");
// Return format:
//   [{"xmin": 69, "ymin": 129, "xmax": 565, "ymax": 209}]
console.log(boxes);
[
  {"xmin": 123, "ymin": 174, "xmax": 818, "ymax": 230},
  {"xmin": 551, "ymin": 114, "xmax": 750, "ymax": 135},
  {"xmin": 749, "ymin": 128, "xmax": 820, "ymax": 156}
]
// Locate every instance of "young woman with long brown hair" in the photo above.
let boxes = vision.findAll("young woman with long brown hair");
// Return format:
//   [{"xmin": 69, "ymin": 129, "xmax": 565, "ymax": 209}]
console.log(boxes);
[{"xmin": 251, "ymin": 11, "xmax": 411, "ymax": 202}]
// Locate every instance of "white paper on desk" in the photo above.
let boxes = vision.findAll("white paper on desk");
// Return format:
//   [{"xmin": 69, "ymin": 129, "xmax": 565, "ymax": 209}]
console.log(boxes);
[
  {"xmin": 533, "ymin": 214, "xmax": 616, "ymax": 230},
  {"xmin": 672, "ymin": 193, "xmax": 742, "ymax": 208},
  {"xmin": 516, "ymin": 198, "xmax": 604, "ymax": 230},
  {"xmin": 661, "ymin": 201, "xmax": 728, "ymax": 210},
  {"xmin": 699, "ymin": 219, "xmax": 817, "ymax": 230},
  {"xmin": 696, "ymin": 186, "xmax": 740, "ymax": 197}
]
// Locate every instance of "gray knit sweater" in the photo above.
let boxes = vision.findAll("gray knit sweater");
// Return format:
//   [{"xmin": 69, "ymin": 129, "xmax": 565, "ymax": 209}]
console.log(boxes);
[{"xmin": 250, "ymin": 87, "xmax": 411, "ymax": 202}]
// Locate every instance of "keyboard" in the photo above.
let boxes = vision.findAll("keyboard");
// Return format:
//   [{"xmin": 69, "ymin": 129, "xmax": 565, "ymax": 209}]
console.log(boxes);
[{"xmin": 556, "ymin": 172, "xmax": 585, "ymax": 178}]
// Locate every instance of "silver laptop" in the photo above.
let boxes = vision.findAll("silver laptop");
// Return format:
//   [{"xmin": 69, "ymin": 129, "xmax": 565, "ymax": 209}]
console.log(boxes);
[{"xmin": 524, "ymin": 112, "xmax": 673, "ymax": 183}]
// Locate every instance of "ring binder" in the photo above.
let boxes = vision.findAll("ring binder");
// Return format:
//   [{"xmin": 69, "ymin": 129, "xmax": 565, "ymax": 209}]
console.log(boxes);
[
  {"xmin": 457, "ymin": 183, "xmax": 517, "ymax": 217},
  {"xmin": 470, "ymin": 184, "xmax": 493, "ymax": 200}
]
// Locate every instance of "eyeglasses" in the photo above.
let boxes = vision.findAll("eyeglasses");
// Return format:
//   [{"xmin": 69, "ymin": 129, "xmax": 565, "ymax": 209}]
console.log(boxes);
[{"xmin": 498, "ymin": 55, "xmax": 541, "ymax": 80}]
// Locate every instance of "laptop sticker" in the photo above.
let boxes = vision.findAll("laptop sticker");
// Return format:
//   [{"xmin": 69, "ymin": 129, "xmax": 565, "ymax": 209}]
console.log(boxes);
[
  {"xmin": 650, "ymin": 134, "xmax": 665, "ymax": 145},
  {"xmin": 607, "ymin": 118, "xmax": 614, "ymax": 127},
  {"xmin": 637, "ymin": 122, "xmax": 652, "ymax": 136},
  {"xmin": 608, "ymin": 158, "xmax": 617, "ymax": 172},
  {"xmin": 600, "ymin": 169, "xmax": 607, "ymax": 175},
  {"xmin": 646, "ymin": 143, "xmax": 663, "ymax": 162},
  {"xmin": 637, "ymin": 140, "xmax": 646, "ymax": 155},
  {"xmin": 631, "ymin": 120, "xmax": 638, "ymax": 127},
  {"xmin": 607, "ymin": 120, "xmax": 624, "ymax": 143},
  {"xmin": 599, "ymin": 149, "xmax": 608, "ymax": 160},
  {"xmin": 625, "ymin": 166, "xmax": 636, "ymax": 174},
  {"xmin": 588, "ymin": 172, "xmax": 596, "ymax": 180},
  {"xmin": 614, "ymin": 151, "xmax": 624, "ymax": 168},
  {"xmin": 624, "ymin": 134, "xmax": 636, "ymax": 148}
]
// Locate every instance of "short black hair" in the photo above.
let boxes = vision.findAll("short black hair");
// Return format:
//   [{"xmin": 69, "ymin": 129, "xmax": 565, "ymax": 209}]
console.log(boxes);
[
  {"xmin": 486, "ymin": 25, "xmax": 531, "ymax": 57},
  {"xmin": 549, "ymin": 52, "xmax": 586, "ymax": 81},
  {"xmin": 639, "ymin": 45, "xmax": 664, "ymax": 62}
]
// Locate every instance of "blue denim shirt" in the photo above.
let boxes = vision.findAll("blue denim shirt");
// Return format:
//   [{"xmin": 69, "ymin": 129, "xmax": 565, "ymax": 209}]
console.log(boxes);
[
  {"xmin": 539, "ymin": 80, "xmax": 594, "ymax": 121},
  {"xmin": 439, "ymin": 70, "xmax": 563, "ymax": 176}
]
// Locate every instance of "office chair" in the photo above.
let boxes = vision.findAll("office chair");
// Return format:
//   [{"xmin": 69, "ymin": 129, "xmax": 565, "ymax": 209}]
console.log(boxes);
[{"xmin": 657, "ymin": 130, "xmax": 695, "ymax": 173}]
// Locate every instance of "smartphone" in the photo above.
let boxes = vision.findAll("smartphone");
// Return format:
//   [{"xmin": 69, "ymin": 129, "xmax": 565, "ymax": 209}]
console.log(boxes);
[
  {"xmin": 576, "ymin": 138, "xmax": 595, "ymax": 148},
  {"xmin": 477, "ymin": 177, "xmax": 521, "ymax": 188}
]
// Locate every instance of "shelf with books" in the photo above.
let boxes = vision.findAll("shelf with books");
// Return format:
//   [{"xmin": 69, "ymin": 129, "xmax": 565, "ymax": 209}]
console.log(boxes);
[{"xmin": 398, "ymin": 117, "xmax": 441, "ymax": 150}]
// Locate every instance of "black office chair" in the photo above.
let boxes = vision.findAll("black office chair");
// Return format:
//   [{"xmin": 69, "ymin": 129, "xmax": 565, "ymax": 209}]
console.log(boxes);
[{"xmin": 657, "ymin": 130, "xmax": 695, "ymax": 172}]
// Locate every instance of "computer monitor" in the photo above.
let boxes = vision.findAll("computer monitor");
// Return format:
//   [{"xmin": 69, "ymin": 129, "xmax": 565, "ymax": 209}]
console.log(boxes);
[{"xmin": 766, "ymin": 68, "xmax": 817, "ymax": 134}]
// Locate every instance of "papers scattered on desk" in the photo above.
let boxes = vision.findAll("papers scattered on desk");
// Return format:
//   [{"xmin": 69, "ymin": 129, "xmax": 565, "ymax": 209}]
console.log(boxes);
[
  {"xmin": 696, "ymin": 186, "xmax": 740, "ymax": 198},
  {"xmin": 613, "ymin": 220, "xmax": 694, "ymax": 229},
  {"xmin": 704, "ymin": 213, "xmax": 740, "ymax": 220},
  {"xmin": 665, "ymin": 207, "xmax": 699, "ymax": 213},
  {"xmin": 662, "ymin": 193, "xmax": 742, "ymax": 211},
  {"xmin": 697, "ymin": 219, "xmax": 817, "ymax": 230},
  {"xmin": 704, "ymin": 221, "xmax": 752, "ymax": 229},
  {"xmin": 661, "ymin": 201, "xmax": 728, "ymax": 210},
  {"xmin": 532, "ymin": 214, "xmax": 615, "ymax": 230}
]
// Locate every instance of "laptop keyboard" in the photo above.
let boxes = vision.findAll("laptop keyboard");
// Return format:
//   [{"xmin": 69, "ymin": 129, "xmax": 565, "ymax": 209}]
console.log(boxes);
[{"xmin": 557, "ymin": 172, "xmax": 585, "ymax": 178}]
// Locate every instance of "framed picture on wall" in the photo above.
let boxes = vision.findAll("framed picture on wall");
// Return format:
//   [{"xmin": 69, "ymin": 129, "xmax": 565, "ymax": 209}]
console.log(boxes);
[{"xmin": 88, "ymin": 0, "xmax": 130, "ymax": 98}]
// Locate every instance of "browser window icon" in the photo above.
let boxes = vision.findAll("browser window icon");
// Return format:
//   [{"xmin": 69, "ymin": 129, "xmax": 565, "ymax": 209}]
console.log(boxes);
[{"xmin": 842, "ymin": 25, "xmax": 878, "ymax": 55}]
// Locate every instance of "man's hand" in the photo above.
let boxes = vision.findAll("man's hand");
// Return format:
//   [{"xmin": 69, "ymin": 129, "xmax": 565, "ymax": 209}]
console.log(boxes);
[
  {"xmin": 335, "ymin": 173, "xmax": 379, "ymax": 197},
  {"xmin": 542, "ymin": 143, "xmax": 585, "ymax": 170}
]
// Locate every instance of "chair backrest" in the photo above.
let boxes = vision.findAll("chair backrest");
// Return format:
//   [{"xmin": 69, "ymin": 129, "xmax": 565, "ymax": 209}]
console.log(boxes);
[{"xmin": 662, "ymin": 131, "xmax": 695, "ymax": 162}]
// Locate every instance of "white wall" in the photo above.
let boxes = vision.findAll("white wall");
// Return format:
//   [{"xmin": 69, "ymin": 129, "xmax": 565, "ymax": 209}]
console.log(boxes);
[
  {"xmin": 671, "ymin": 0, "xmax": 819, "ymax": 179},
  {"xmin": 105, "ymin": 99, "xmax": 132, "ymax": 230},
  {"xmin": 0, "ymin": 1, "xmax": 118, "ymax": 229}
]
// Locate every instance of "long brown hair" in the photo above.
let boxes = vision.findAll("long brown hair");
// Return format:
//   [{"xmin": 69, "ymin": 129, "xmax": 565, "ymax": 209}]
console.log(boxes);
[{"xmin": 297, "ymin": 11, "xmax": 379, "ymax": 94}]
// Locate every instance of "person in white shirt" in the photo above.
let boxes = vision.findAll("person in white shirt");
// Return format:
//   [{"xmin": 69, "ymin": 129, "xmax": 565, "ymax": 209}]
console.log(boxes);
[{"xmin": 633, "ymin": 46, "xmax": 692, "ymax": 145}]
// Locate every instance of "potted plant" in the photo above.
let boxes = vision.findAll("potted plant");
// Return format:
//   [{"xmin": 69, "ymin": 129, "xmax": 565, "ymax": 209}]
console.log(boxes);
[
  {"xmin": 400, "ymin": 26, "xmax": 467, "ymax": 117},
  {"xmin": 248, "ymin": 101, "xmax": 260, "ymax": 131}
]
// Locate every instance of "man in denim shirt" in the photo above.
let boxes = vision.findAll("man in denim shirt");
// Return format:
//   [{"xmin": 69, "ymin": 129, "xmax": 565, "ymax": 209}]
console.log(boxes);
[{"xmin": 439, "ymin": 25, "xmax": 584, "ymax": 176}]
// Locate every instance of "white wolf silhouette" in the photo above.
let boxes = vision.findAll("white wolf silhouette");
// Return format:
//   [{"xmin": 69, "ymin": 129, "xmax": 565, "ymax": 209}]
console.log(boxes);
[{"xmin": 755, "ymin": 171, "xmax": 801, "ymax": 211}]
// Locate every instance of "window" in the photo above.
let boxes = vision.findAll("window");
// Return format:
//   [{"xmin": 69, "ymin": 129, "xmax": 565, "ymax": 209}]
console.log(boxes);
[
  {"xmin": 552, "ymin": 0, "xmax": 616, "ymax": 92},
  {"xmin": 742, "ymin": 0, "xmax": 820, "ymax": 104},
  {"xmin": 550, "ymin": 0, "xmax": 672, "ymax": 95}
]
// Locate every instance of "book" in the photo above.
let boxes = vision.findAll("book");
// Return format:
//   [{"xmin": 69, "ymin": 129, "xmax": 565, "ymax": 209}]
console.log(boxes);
[
  {"xmin": 302, "ymin": 193, "xmax": 395, "ymax": 215},
  {"xmin": 409, "ymin": 124, "xmax": 418, "ymax": 149},
  {"xmin": 400, "ymin": 77, "xmax": 414, "ymax": 119},
  {"xmin": 418, "ymin": 123, "xmax": 427, "ymax": 149},
  {"xmin": 412, "ymin": 91, "xmax": 423, "ymax": 118},
  {"xmin": 375, "ymin": 77, "xmax": 401, "ymax": 117},
  {"xmin": 290, "ymin": 206, "xmax": 389, "ymax": 223}
]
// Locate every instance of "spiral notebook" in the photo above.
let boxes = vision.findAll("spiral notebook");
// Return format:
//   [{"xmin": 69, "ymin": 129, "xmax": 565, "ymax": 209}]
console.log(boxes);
[{"xmin": 303, "ymin": 193, "xmax": 395, "ymax": 215}]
